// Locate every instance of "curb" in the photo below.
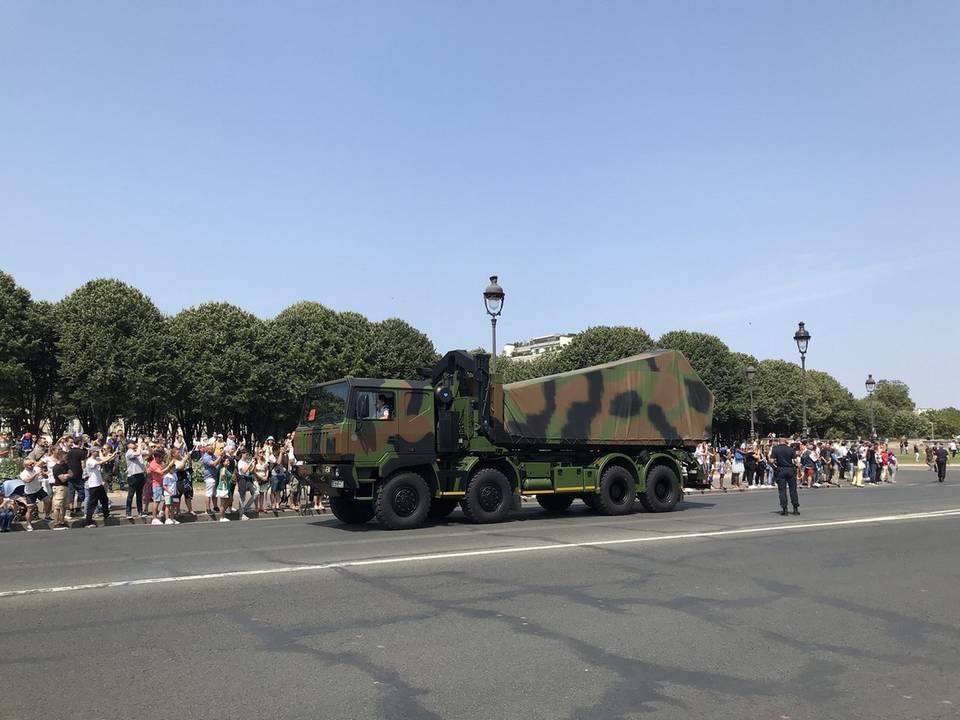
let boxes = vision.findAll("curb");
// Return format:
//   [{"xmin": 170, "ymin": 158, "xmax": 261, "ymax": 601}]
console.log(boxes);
[{"xmin": 5, "ymin": 505, "xmax": 330, "ymax": 532}]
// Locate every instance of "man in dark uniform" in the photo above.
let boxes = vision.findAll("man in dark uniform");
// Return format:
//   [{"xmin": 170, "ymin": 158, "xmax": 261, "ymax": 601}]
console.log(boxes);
[
  {"xmin": 771, "ymin": 437, "xmax": 800, "ymax": 516},
  {"xmin": 934, "ymin": 443, "xmax": 948, "ymax": 483}
]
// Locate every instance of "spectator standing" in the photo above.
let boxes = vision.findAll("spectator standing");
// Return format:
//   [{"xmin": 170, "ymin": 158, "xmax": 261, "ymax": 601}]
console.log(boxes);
[
  {"xmin": 0, "ymin": 488, "xmax": 13, "ymax": 532},
  {"xmin": 201, "ymin": 444, "xmax": 223, "ymax": 515},
  {"xmin": 83, "ymin": 444, "xmax": 116, "ymax": 527},
  {"xmin": 743, "ymin": 445, "xmax": 757, "ymax": 488},
  {"xmin": 65, "ymin": 437, "xmax": 88, "ymax": 517},
  {"xmin": 269, "ymin": 455, "xmax": 287, "ymax": 511},
  {"xmin": 914, "ymin": 443, "xmax": 921, "ymax": 463},
  {"xmin": 161, "ymin": 465, "xmax": 179, "ymax": 525},
  {"xmin": 125, "ymin": 440, "xmax": 149, "ymax": 519},
  {"xmin": 20, "ymin": 431, "xmax": 34, "ymax": 456},
  {"xmin": 800, "ymin": 442, "xmax": 815, "ymax": 488},
  {"xmin": 19, "ymin": 458, "xmax": 46, "ymax": 531},
  {"xmin": 925, "ymin": 444, "xmax": 935, "ymax": 471},
  {"xmin": 950, "ymin": 440, "xmax": 957, "ymax": 458},
  {"xmin": 147, "ymin": 449, "xmax": 175, "ymax": 526},
  {"xmin": 0, "ymin": 432, "xmax": 9, "ymax": 458},
  {"xmin": 254, "ymin": 450, "xmax": 269, "ymax": 513},
  {"xmin": 217, "ymin": 457, "xmax": 235, "ymax": 522},
  {"xmin": 236, "ymin": 449, "xmax": 254, "ymax": 520},
  {"xmin": 851, "ymin": 449, "xmax": 864, "ymax": 487},
  {"xmin": 50, "ymin": 449, "xmax": 73, "ymax": 528},
  {"xmin": 887, "ymin": 452, "xmax": 898, "ymax": 483},
  {"xmin": 173, "ymin": 447, "xmax": 194, "ymax": 516}
]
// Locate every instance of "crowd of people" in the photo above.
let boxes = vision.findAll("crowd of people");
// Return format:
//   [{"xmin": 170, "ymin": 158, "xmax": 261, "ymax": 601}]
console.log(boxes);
[
  {"xmin": 0, "ymin": 429, "xmax": 318, "ymax": 533},
  {"xmin": 694, "ymin": 437, "xmax": 952, "ymax": 492}
]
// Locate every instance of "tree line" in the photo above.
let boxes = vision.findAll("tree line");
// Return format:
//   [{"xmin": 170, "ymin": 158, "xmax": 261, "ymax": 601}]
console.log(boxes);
[
  {"xmin": 2, "ymin": 272, "xmax": 957, "ymax": 443},
  {"xmin": 0, "ymin": 273, "xmax": 437, "ymax": 444}
]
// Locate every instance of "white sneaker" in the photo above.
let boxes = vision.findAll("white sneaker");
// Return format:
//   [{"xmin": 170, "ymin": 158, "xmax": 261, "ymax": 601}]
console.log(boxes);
[
  {"xmin": 164, "ymin": 519, "xmax": 175, "ymax": 525},
  {"xmin": 151, "ymin": 518, "xmax": 163, "ymax": 525},
  {"xmin": 239, "ymin": 514, "xmax": 249, "ymax": 521},
  {"xmin": 173, "ymin": 519, "xmax": 180, "ymax": 525},
  {"xmin": 219, "ymin": 517, "xmax": 230, "ymax": 522},
  {"xmin": 25, "ymin": 524, "xmax": 34, "ymax": 532}
]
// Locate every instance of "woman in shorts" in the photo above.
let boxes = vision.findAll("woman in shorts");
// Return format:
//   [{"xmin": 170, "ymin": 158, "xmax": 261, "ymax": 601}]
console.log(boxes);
[
  {"xmin": 253, "ymin": 449, "xmax": 269, "ymax": 513},
  {"xmin": 19, "ymin": 458, "xmax": 47, "ymax": 532}
]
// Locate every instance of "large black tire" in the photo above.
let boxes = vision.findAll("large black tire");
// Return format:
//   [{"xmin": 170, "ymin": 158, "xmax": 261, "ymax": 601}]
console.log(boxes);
[
  {"xmin": 461, "ymin": 468, "xmax": 512, "ymax": 524},
  {"xmin": 595, "ymin": 465, "xmax": 636, "ymax": 515},
  {"xmin": 640, "ymin": 465, "xmax": 682, "ymax": 512},
  {"xmin": 427, "ymin": 497, "xmax": 460, "ymax": 520},
  {"xmin": 536, "ymin": 494, "xmax": 575, "ymax": 512},
  {"xmin": 375, "ymin": 472, "xmax": 431, "ymax": 529},
  {"xmin": 328, "ymin": 496, "xmax": 375, "ymax": 525}
]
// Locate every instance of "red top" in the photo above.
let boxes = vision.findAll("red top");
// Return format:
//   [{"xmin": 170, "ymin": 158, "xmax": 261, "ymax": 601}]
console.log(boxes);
[{"xmin": 148, "ymin": 459, "xmax": 165, "ymax": 487}]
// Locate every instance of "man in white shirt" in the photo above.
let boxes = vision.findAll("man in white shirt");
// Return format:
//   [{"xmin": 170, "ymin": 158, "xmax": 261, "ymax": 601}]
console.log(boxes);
[
  {"xmin": 84, "ymin": 444, "xmax": 116, "ymax": 528},
  {"xmin": 19, "ymin": 459, "xmax": 46, "ymax": 532}
]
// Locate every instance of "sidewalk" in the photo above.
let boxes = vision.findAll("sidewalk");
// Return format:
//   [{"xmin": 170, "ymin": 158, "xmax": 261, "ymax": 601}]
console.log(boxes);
[{"xmin": 5, "ymin": 489, "xmax": 330, "ymax": 532}]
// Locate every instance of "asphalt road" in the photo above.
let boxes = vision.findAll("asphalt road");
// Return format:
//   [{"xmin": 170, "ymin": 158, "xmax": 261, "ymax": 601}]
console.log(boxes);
[{"xmin": 1, "ymin": 468, "xmax": 958, "ymax": 720}]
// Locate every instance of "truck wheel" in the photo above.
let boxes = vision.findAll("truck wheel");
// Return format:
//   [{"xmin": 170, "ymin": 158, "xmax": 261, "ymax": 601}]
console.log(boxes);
[
  {"xmin": 461, "ymin": 468, "xmax": 512, "ymax": 524},
  {"xmin": 427, "ymin": 497, "xmax": 460, "ymax": 520},
  {"xmin": 536, "ymin": 494, "xmax": 575, "ymax": 512},
  {"xmin": 329, "ymin": 496, "xmax": 375, "ymax": 525},
  {"xmin": 596, "ymin": 465, "xmax": 636, "ymax": 515},
  {"xmin": 582, "ymin": 494, "xmax": 600, "ymax": 511},
  {"xmin": 375, "ymin": 472, "xmax": 431, "ymax": 529},
  {"xmin": 641, "ymin": 465, "xmax": 681, "ymax": 512}
]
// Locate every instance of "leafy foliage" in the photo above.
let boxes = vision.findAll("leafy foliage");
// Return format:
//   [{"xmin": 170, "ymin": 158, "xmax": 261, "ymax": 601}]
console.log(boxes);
[{"xmin": 552, "ymin": 326, "xmax": 654, "ymax": 372}]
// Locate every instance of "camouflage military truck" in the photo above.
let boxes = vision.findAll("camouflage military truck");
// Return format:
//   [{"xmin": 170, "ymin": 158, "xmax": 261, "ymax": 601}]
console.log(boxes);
[{"xmin": 293, "ymin": 349, "xmax": 714, "ymax": 530}]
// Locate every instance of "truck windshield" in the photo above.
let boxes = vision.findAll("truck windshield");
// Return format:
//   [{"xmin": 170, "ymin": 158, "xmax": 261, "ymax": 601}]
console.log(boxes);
[{"xmin": 301, "ymin": 382, "xmax": 348, "ymax": 425}]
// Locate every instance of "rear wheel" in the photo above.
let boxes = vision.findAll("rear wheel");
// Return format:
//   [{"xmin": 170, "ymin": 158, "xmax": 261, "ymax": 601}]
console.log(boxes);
[
  {"xmin": 595, "ymin": 465, "xmax": 636, "ymax": 515},
  {"xmin": 427, "ymin": 497, "xmax": 460, "ymax": 520},
  {"xmin": 461, "ymin": 468, "xmax": 512, "ymax": 524},
  {"xmin": 375, "ymin": 472, "xmax": 431, "ymax": 529},
  {"xmin": 640, "ymin": 465, "xmax": 682, "ymax": 512},
  {"xmin": 536, "ymin": 494, "xmax": 575, "ymax": 512},
  {"xmin": 328, "ymin": 496, "xmax": 375, "ymax": 525}
]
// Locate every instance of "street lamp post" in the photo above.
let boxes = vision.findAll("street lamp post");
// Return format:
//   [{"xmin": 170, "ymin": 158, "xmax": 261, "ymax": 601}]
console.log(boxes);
[
  {"xmin": 745, "ymin": 364, "xmax": 757, "ymax": 439},
  {"xmin": 793, "ymin": 322, "xmax": 811, "ymax": 437},
  {"xmin": 483, "ymin": 275, "xmax": 505, "ymax": 371},
  {"xmin": 865, "ymin": 374, "xmax": 876, "ymax": 439}
]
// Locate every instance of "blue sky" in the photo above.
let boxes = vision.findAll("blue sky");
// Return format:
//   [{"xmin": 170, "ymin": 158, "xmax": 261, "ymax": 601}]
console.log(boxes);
[{"xmin": 2, "ymin": 1, "xmax": 957, "ymax": 407}]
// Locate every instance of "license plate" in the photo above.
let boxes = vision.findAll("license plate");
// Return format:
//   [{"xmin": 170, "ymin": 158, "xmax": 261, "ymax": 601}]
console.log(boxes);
[{"xmin": 331, "ymin": 479, "xmax": 344, "ymax": 488}]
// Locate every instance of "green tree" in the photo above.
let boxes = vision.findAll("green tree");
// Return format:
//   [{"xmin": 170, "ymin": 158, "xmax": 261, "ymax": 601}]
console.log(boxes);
[
  {"xmin": 922, "ymin": 407, "xmax": 960, "ymax": 438},
  {"xmin": 0, "ymin": 271, "xmax": 31, "ymax": 433},
  {"xmin": 57, "ymin": 279, "xmax": 163, "ymax": 435},
  {"xmin": 15, "ymin": 301, "xmax": 62, "ymax": 434},
  {"xmin": 553, "ymin": 326, "xmax": 654, "ymax": 373},
  {"xmin": 808, "ymin": 370, "xmax": 859, "ymax": 438},
  {"xmin": 753, "ymin": 359, "xmax": 804, "ymax": 436},
  {"xmin": 367, "ymin": 318, "xmax": 437, "ymax": 378},
  {"xmin": 871, "ymin": 380, "xmax": 915, "ymax": 413},
  {"xmin": 163, "ymin": 303, "xmax": 265, "ymax": 442}
]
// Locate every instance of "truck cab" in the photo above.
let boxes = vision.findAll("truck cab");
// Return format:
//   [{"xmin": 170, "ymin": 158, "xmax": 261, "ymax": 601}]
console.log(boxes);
[{"xmin": 294, "ymin": 378, "xmax": 437, "ymax": 497}]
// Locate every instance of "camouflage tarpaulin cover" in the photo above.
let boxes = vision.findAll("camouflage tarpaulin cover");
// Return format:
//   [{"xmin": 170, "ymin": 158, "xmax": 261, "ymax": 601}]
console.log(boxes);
[{"xmin": 499, "ymin": 350, "xmax": 714, "ymax": 447}]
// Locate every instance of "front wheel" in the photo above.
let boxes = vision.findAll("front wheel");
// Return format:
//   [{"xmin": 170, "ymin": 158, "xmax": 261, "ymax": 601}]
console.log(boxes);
[
  {"xmin": 328, "ymin": 496, "xmax": 375, "ymax": 525},
  {"xmin": 640, "ymin": 465, "xmax": 681, "ymax": 512},
  {"xmin": 461, "ymin": 468, "xmax": 512, "ymax": 524},
  {"xmin": 375, "ymin": 472, "xmax": 431, "ymax": 529}
]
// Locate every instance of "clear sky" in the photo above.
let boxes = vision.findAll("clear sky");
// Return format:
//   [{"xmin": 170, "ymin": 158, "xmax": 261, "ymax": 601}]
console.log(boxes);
[{"xmin": 2, "ymin": 2, "xmax": 958, "ymax": 407}]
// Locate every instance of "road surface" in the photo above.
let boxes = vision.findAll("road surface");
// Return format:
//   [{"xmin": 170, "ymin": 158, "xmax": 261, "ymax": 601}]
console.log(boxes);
[{"xmin": 0, "ymin": 467, "xmax": 957, "ymax": 719}]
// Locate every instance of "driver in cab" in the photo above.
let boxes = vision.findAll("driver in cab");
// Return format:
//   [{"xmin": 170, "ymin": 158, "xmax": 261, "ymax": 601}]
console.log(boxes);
[{"xmin": 376, "ymin": 395, "xmax": 393, "ymax": 421}]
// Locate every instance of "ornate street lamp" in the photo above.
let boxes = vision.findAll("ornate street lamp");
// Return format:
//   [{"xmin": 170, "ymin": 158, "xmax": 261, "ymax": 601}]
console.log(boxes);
[
  {"xmin": 793, "ymin": 322, "xmax": 811, "ymax": 437},
  {"xmin": 483, "ymin": 275, "xmax": 505, "ymax": 370},
  {"xmin": 865, "ymin": 374, "xmax": 876, "ymax": 438},
  {"xmin": 745, "ymin": 364, "xmax": 757, "ymax": 439}
]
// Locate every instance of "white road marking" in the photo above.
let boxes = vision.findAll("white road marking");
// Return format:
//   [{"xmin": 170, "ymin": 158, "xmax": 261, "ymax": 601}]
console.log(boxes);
[{"xmin": 2, "ymin": 507, "xmax": 959, "ymax": 599}]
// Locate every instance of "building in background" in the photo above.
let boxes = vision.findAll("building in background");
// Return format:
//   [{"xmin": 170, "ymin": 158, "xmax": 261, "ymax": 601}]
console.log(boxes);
[{"xmin": 501, "ymin": 333, "xmax": 574, "ymax": 363}]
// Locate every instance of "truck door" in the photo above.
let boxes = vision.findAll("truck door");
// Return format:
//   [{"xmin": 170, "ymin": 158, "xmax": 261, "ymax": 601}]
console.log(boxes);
[{"xmin": 353, "ymin": 389, "xmax": 400, "ymax": 463}]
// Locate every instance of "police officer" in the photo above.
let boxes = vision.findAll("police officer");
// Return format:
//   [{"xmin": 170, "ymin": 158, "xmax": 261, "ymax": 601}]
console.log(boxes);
[
  {"xmin": 934, "ymin": 443, "xmax": 948, "ymax": 483},
  {"xmin": 771, "ymin": 437, "xmax": 800, "ymax": 516}
]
